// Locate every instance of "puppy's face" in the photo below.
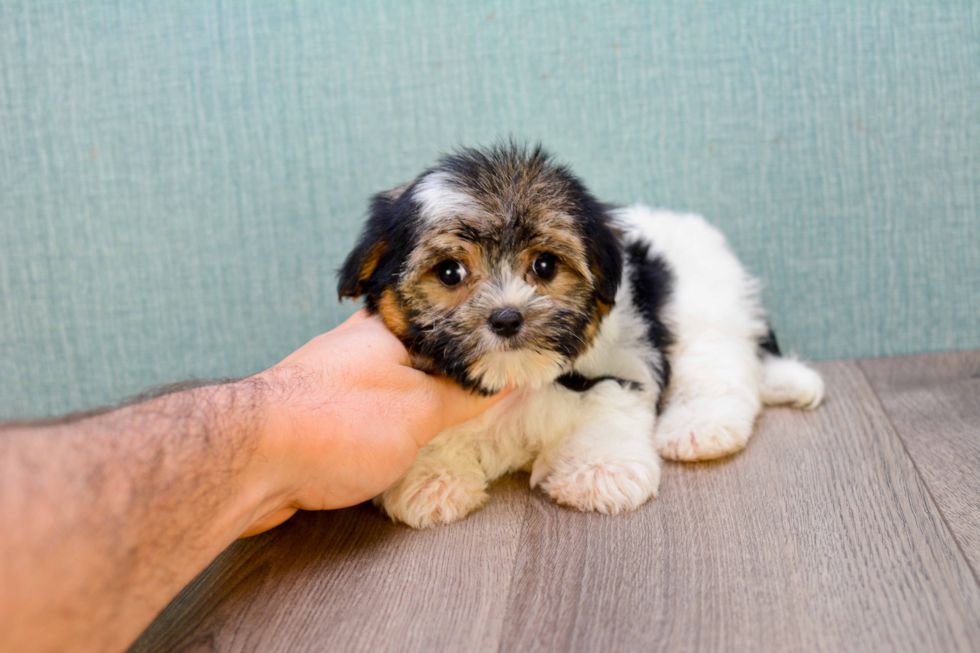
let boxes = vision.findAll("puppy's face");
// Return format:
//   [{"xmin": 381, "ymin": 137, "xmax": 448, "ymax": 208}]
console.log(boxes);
[{"xmin": 339, "ymin": 146, "xmax": 622, "ymax": 394}]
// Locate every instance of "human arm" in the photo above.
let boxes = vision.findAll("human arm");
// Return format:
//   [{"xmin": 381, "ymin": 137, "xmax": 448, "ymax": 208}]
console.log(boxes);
[{"xmin": 0, "ymin": 310, "xmax": 506, "ymax": 653}]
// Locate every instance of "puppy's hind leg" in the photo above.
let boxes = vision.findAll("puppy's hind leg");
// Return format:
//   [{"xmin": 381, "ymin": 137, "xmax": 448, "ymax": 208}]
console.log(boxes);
[
  {"xmin": 655, "ymin": 333, "xmax": 763, "ymax": 461},
  {"xmin": 760, "ymin": 354, "xmax": 825, "ymax": 410}
]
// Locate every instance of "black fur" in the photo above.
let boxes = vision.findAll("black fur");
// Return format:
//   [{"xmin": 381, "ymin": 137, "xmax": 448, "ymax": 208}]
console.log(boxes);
[
  {"xmin": 759, "ymin": 327, "xmax": 781, "ymax": 356},
  {"xmin": 337, "ymin": 187, "xmax": 422, "ymax": 309},
  {"xmin": 402, "ymin": 305, "xmax": 598, "ymax": 395},
  {"xmin": 338, "ymin": 143, "xmax": 627, "ymax": 395},
  {"xmin": 404, "ymin": 320, "xmax": 491, "ymax": 394},
  {"xmin": 625, "ymin": 240, "xmax": 675, "ymax": 395},
  {"xmin": 556, "ymin": 372, "xmax": 643, "ymax": 392},
  {"xmin": 437, "ymin": 144, "xmax": 622, "ymax": 306},
  {"xmin": 578, "ymin": 194, "xmax": 623, "ymax": 306}
]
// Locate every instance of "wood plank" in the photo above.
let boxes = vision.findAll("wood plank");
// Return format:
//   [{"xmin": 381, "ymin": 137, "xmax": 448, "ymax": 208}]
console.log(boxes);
[
  {"xmin": 499, "ymin": 361, "xmax": 980, "ymax": 652},
  {"xmin": 128, "ymin": 474, "xmax": 529, "ymax": 653},
  {"xmin": 859, "ymin": 350, "xmax": 980, "ymax": 390},
  {"xmin": 860, "ymin": 351, "xmax": 980, "ymax": 577}
]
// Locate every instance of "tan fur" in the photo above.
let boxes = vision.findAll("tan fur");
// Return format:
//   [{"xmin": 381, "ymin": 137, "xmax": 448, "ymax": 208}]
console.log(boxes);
[
  {"xmin": 350, "ymin": 146, "xmax": 617, "ymax": 392},
  {"xmin": 382, "ymin": 182, "xmax": 412, "ymax": 201},
  {"xmin": 398, "ymin": 214, "xmax": 594, "ymax": 339},
  {"xmin": 358, "ymin": 241, "xmax": 388, "ymax": 287},
  {"xmin": 377, "ymin": 287, "xmax": 410, "ymax": 337}
]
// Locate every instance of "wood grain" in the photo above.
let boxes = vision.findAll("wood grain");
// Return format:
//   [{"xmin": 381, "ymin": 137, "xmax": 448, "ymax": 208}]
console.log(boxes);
[
  {"xmin": 129, "ymin": 475, "xmax": 530, "ymax": 653},
  {"xmin": 129, "ymin": 358, "xmax": 980, "ymax": 652},
  {"xmin": 499, "ymin": 361, "xmax": 980, "ymax": 652},
  {"xmin": 860, "ymin": 351, "xmax": 980, "ymax": 578}
]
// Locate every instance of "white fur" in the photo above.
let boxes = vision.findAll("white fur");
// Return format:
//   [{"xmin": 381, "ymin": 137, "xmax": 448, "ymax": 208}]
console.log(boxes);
[
  {"xmin": 378, "ymin": 206, "xmax": 824, "ymax": 527},
  {"xmin": 414, "ymin": 171, "xmax": 478, "ymax": 225},
  {"xmin": 470, "ymin": 349, "xmax": 566, "ymax": 391},
  {"xmin": 487, "ymin": 271, "xmax": 541, "ymax": 309},
  {"xmin": 761, "ymin": 354, "xmax": 825, "ymax": 409},
  {"xmin": 467, "ymin": 271, "xmax": 574, "ymax": 390}
]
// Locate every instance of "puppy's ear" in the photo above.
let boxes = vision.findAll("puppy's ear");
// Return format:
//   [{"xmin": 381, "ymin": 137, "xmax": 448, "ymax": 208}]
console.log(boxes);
[
  {"xmin": 337, "ymin": 209, "xmax": 388, "ymax": 300},
  {"xmin": 337, "ymin": 184, "xmax": 411, "ymax": 300},
  {"xmin": 581, "ymin": 198, "xmax": 624, "ymax": 307}
]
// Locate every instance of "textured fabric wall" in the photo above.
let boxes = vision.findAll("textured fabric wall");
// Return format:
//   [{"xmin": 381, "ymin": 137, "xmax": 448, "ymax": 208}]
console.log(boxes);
[{"xmin": 1, "ymin": 1, "xmax": 978, "ymax": 418}]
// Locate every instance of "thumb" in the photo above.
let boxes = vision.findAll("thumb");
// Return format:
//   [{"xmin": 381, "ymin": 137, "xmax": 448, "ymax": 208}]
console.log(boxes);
[{"xmin": 424, "ymin": 375, "xmax": 512, "ymax": 434}]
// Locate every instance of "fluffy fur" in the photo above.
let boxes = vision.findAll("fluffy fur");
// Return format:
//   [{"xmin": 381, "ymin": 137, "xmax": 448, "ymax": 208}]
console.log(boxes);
[{"xmin": 339, "ymin": 144, "xmax": 824, "ymax": 528}]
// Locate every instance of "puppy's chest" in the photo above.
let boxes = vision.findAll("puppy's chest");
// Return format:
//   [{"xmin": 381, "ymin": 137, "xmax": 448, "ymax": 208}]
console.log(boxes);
[{"xmin": 462, "ymin": 383, "xmax": 597, "ymax": 454}]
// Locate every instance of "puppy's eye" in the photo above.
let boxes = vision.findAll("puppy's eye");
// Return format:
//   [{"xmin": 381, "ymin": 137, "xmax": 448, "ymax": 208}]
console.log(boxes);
[
  {"xmin": 436, "ymin": 260, "xmax": 467, "ymax": 287},
  {"xmin": 531, "ymin": 253, "xmax": 558, "ymax": 280}
]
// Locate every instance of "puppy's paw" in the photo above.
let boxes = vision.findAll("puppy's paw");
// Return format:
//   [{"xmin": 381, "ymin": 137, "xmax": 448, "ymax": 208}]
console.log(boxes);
[
  {"xmin": 761, "ymin": 356, "xmax": 825, "ymax": 410},
  {"xmin": 533, "ymin": 453, "xmax": 660, "ymax": 515},
  {"xmin": 655, "ymin": 396, "xmax": 756, "ymax": 461},
  {"xmin": 378, "ymin": 469, "xmax": 488, "ymax": 529}
]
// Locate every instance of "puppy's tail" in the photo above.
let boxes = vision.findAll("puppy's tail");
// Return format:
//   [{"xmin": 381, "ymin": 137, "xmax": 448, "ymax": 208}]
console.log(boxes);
[{"xmin": 758, "ymin": 329, "xmax": 825, "ymax": 410}]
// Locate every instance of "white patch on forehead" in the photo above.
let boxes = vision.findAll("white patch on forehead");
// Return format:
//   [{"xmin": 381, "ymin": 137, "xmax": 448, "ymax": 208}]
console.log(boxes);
[{"xmin": 414, "ymin": 170, "xmax": 478, "ymax": 225}]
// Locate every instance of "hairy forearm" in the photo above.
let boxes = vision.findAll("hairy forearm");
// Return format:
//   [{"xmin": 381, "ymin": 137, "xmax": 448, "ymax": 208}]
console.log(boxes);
[
  {"xmin": 0, "ymin": 313, "xmax": 501, "ymax": 653},
  {"xmin": 0, "ymin": 379, "xmax": 283, "ymax": 653}
]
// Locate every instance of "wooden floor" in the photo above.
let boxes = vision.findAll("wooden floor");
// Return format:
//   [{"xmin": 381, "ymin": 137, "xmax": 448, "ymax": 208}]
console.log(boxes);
[{"xmin": 130, "ymin": 352, "xmax": 980, "ymax": 653}]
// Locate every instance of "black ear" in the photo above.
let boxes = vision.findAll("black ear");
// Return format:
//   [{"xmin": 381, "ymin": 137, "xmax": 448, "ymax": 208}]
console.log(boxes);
[
  {"xmin": 581, "ymin": 197, "xmax": 624, "ymax": 307},
  {"xmin": 338, "ymin": 194, "xmax": 391, "ymax": 300},
  {"xmin": 337, "ymin": 184, "xmax": 415, "ymax": 301}
]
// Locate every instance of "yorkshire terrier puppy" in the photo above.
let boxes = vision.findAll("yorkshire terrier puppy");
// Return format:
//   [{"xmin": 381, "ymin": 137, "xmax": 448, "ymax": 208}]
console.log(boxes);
[{"xmin": 339, "ymin": 144, "xmax": 824, "ymax": 528}]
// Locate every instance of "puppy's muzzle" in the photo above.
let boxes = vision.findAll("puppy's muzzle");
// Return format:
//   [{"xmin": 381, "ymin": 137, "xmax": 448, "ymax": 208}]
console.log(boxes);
[{"xmin": 488, "ymin": 308, "xmax": 524, "ymax": 338}]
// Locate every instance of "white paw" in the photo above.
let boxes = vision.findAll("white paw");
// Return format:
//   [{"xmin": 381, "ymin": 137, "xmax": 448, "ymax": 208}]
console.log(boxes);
[
  {"xmin": 655, "ymin": 396, "xmax": 756, "ymax": 461},
  {"xmin": 761, "ymin": 356, "xmax": 825, "ymax": 410},
  {"xmin": 378, "ymin": 469, "xmax": 487, "ymax": 529},
  {"xmin": 532, "ymin": 454, "xmax": 660, "ymax": 515}
]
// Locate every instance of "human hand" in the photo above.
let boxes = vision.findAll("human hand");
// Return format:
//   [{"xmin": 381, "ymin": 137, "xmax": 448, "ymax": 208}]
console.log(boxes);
[
  {"xmin": 0, "ymin": 309, "xmax": 508, "ymax": 650},
  {"xmin": 240, "ymin": 310, "xmax": 509, "ymax": 536}
]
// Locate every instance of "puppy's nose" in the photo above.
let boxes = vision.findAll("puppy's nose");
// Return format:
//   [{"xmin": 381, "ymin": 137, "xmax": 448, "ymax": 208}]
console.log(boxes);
[{"xmin": 488, "ymin": 308, "xmax": 524, "ymax": 338}]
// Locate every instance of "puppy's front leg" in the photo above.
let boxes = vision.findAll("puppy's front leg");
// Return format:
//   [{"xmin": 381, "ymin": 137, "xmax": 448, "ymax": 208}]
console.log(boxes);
[
  {"xmin": 531, "ymin": 383, "xmax": 661, "ymax": 514},
  {"xmin": 654, "ymin": 333, "xmax": 763, "ymax": 461},
  {"xmin": 376, "ymin": 433, "xmax": 488, "ymax": 529}
]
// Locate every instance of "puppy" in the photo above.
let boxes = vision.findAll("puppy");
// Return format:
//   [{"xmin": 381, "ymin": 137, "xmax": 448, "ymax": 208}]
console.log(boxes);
[{"xmin": 339, "ymin": 144, "xmax": 824, "ymax": 528}]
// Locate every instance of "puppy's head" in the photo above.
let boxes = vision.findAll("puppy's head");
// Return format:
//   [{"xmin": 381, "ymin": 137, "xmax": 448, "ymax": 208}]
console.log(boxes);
[{"xmin": 338, "ymin": 144, "xmax": 622, "ymax": 394}]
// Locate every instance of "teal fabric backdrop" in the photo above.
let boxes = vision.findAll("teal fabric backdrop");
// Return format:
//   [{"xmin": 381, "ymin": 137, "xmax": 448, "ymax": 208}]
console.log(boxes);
[{"xmin": 1, "ymin": 1, "xmax": 978, "ymax": 418}]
